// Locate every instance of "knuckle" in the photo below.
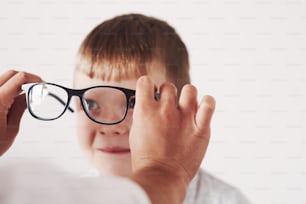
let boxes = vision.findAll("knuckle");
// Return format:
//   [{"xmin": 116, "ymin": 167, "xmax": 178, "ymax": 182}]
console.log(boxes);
[{"xmin": 17, "ymin": 71, "xmax": 27, "ymax": 81}]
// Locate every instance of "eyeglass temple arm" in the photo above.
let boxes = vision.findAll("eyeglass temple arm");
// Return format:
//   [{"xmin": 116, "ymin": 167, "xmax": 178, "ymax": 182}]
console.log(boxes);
[{"xmin": 47, "ymin": 92, "xmax": 74, "ymax": 113}]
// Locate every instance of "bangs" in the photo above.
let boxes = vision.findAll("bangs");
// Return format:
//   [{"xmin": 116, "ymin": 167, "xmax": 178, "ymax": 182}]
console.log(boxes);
[{"xmin": 75, "ymin": 52, "xmax": 153, "ymax": 81}]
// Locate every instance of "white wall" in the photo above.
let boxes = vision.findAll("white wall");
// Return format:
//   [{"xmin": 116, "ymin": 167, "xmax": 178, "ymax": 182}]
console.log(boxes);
[{"xmin": 1, "ymin": 1, "xmax": 305, "ymax": 203}]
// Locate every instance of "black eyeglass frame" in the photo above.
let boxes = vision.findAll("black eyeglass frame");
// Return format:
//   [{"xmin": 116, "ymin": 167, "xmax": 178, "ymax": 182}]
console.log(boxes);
[{"xmin": 22, "ymin": 82, "xmax": 136, "ymax": 125}]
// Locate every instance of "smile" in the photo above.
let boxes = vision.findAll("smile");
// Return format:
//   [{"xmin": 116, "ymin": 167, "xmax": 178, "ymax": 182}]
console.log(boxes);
[{"xmin": 97, "ymin": 147, "xmax": 131, "ymax": 154}]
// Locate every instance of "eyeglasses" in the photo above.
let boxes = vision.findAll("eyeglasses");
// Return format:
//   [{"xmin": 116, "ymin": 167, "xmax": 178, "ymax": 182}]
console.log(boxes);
[{"xmin": 22, "ymin": 82, "xmax": 136, "ymax": 125}]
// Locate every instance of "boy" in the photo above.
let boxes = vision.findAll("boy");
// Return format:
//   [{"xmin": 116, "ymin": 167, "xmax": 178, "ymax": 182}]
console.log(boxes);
[{"xmin": 73, "ymin": 13, "xmax": 250, "ymax": 203}]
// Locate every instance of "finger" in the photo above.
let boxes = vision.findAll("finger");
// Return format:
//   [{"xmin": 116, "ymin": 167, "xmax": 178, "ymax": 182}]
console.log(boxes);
[
  {"xmin": 195, "ymin": 95, "xmax": 216, "ymax": 132},
  {"xmin": 178, "ymin": 84, "xmax": 198, "ymax": 115},
  {"xmin": 159, "ymin": 82, "xmax": 177, "ymax": 106},
  {"xmin": 135, "ymin": 76, "xmax": 156, "ymax": 108},
  {"xmin": 0, "ymin": 70, "xmax": 18, "ymax": 86},
  {"xmin": 0, "ymin": 71, "xmax": 42, "ymax": 101},
  {"xmin": 6, "ymin": 94, "xmax": 27, "ymax": 137}
]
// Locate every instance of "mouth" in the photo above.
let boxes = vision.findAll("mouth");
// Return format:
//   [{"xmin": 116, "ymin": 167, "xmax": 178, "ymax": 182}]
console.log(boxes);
[{"xmin": 97, "ymin": 147, "xmax": 131, "ymax": 154}]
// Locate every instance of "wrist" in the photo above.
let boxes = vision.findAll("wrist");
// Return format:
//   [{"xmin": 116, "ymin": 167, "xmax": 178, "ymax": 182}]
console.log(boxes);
[{"xmin": 130, "ymin": 165, "xmax": 188, "ymax": 204}]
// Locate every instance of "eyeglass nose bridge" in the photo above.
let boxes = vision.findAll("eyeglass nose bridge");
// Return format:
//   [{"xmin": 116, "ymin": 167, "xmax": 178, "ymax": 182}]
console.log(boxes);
[
  {"xmin": 63, "ymin": 88, "xmax": 85, "ymax": 113},
  {"xmin": 68, "ymin": 88, "xmax": 103, "ymax": 118},
  {"xmin": 67, "ymin": 88, "xmax": 84, "ymax": 98}
]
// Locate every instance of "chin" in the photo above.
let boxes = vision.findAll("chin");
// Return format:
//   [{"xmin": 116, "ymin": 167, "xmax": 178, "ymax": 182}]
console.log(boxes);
[{"xmin": 95, "ymin": 163, "xmax": 132, "ymax": 177}]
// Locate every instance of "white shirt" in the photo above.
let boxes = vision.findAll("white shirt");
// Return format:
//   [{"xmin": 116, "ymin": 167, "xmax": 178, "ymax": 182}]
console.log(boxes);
[
  {"xmin": 0, "ymin": 160, "xmax": 251, "ymax": 204},
  {"xmin": 184, "ymin": 169, "xmax": 251, "ymax": 204},
  {"xmin": 0, "ymin": 160, "xmax": 150, "ymax": 204}
]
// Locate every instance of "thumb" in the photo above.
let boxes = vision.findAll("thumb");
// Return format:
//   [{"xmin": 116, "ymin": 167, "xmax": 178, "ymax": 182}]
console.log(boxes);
[{"xmin": 195, "ymin": 95, "xmax": 216, "ymax": 133}]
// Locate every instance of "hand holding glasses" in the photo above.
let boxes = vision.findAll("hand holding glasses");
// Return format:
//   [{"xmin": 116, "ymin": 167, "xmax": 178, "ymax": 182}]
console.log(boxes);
[{"xmin": 22, "ymin": 82, "xmax": 136, "ymax": 125}]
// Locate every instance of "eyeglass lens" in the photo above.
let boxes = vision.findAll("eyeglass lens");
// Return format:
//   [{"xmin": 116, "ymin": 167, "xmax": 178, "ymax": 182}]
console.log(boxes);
[
  {"xmin": 82, "ymin": 87, "xmax": 128, "ymax": 123},
  {"xmin": 28, "ymin": 84, "xmax": 68, "ymax": 120}
]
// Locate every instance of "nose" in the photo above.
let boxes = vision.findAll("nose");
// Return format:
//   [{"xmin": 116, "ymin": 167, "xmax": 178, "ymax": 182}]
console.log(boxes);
[
  {"xmin": 98, "ymin": 112, "xmax": 132, "ymax": 136},
  {"xmin": 99, "ymin": 122, "xmax": 129, "ymax": 136}
]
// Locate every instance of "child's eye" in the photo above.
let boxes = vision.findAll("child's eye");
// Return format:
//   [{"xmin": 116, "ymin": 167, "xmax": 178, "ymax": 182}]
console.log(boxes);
[
  {"xmin": 128, "ymin": 97, "xmax": 135, "ymax": 109},
  {"xmin": 84, "ymin": 99, "xmax": 100, "ymax": 110}
]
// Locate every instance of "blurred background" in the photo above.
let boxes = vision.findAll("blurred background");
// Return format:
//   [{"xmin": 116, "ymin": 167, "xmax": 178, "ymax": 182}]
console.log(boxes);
[{"xmin": 0, "ymin": 0, "xmax": 305, "ymax": 203}]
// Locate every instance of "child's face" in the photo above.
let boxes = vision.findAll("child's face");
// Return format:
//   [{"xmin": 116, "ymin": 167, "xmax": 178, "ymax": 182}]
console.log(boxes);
[{"xmin": 74, "ymin": 69, "xmax": 166, "ymax": 177}]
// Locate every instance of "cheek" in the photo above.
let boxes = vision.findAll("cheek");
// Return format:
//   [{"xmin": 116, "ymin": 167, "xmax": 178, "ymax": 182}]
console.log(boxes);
[
  {"xmin": 125, "ymin": 109, "xmax": 134, "ymax": 128},
  {"xmin": 75, "ymin": 111, "xmax": 96, "ymax": 148}
]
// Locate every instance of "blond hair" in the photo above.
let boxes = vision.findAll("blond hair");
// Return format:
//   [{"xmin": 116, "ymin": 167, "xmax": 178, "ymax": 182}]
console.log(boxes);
[{"xmin": 76, "ymin": 13, "xmax": 190, "ymax": 92}]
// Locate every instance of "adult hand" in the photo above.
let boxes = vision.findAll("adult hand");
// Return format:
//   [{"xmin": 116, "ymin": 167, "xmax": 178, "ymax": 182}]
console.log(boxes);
[
  {"xmin": 129, "ymin": 76, "xmax": 216, "ymax": 204},
  {"xmin": 0, "ymin": 70, "xmax": 42, "ymax": 156}
]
